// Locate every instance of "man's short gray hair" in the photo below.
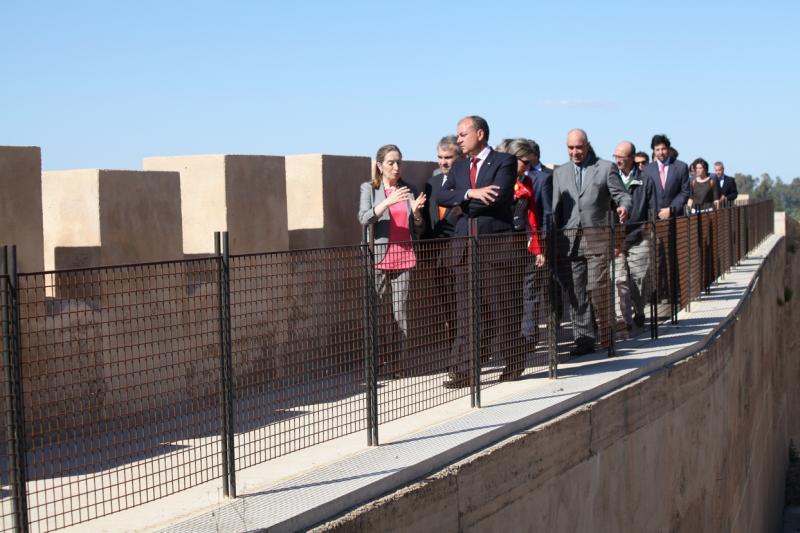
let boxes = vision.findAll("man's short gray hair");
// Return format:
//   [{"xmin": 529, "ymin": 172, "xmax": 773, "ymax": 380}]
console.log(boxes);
[{"xmin": 437, "ymin": 135, "xmax": 462, "ymax": 156}]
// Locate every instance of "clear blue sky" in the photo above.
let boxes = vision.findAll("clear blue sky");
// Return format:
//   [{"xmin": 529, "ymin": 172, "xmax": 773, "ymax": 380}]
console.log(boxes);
[{"xmin": 2, "ymin": 1, "xmax": 798, "ymax": 180}]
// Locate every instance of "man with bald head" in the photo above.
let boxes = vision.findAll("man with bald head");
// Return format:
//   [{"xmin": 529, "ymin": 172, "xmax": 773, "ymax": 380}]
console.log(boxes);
[
  {"xmin": 552, "ymin": 129, "xmax": 632, "ymax": 355},
  {"xmin": 612, "ymin": 141, "xmax": 657, "ymax": 332}
]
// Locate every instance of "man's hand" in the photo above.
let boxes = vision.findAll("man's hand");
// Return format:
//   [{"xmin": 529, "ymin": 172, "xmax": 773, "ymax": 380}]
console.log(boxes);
[
  {"xmin": 468, "ymin": 185, "xmax": 500, "ymax": 205},
  {"xmin": 658, "ymin": 207, "xmax": 671, "ymax": 220},
  {"xmin": 534, "ymin": 254, "xmax": 545, "ymax": 268},
  {"xmin": 616, "ymin": 206, "xmax": 629, "ymax": 225}
]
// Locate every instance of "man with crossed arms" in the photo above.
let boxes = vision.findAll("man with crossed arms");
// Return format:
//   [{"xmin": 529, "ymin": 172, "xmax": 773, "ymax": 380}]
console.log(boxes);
[{"xmin": 436, "ymin": 115, "xmax": 519, "ymax": 387}]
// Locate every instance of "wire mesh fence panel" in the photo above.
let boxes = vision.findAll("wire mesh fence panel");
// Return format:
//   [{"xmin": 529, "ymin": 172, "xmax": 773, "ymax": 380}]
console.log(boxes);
[
  {"xmin": 471, "ymin": 232, "xmax": 548, "ymax": 392},
  {"xmin": 612, "ymin": 219, "xmax": 655, "ymax": 341},
  {"xmin": 16, "ymin": 259, "xmax": 224, "ymax": 532},
  {"xmin": 718, "ymin": 208, "xmax": 731, "ymax": 276},
  {"xmin": 228, "ymin": 246, "xmax": 368, "ymax": 469},
  {"xmin": 687, "ymin": 214, "xmax": 702, "ymax": 303},
  {"xmin": 653, "ymin": 218, "xmax": 677, "ymax": 324},
  {"xmin": 674, "ymin": 215, "xmax": 693, "ymax": 310},
  {"xmin": 0, "ymin": 273, "xmax": 17, "ymax": 533},
  {"xmin": 375, "ymin": 236, "xmax": 473, "ymax": 422}
]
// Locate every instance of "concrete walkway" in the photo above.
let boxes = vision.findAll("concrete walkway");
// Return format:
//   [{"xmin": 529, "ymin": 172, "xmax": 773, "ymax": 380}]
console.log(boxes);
[{"xmin": 58, "ymin": 235, "xmax": 778, "ymax": 533}]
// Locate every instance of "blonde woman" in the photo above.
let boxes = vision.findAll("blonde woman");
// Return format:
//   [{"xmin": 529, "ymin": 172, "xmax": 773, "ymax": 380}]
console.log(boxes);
[{"xmin": 358, "ymin": 144, "xmax": 426, "ymax": 377}]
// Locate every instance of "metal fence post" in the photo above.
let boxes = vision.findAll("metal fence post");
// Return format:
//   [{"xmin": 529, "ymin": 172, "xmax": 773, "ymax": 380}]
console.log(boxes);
[
  {"xmin": 214, "ymin": 233, "xmax": 231, "ymax": 497},
  {"xmin": 669, "ymin": 216, "xmax": 678, "ymax": 324},
  {"xmin": 649, "ymin": 211, "xmax": 658, "ymax": 340},
  {"xmin": 727, "ymin": 206, "xmax": 734, "ymax": 273},
  {"xmin": 215, "ymin": 233, "xmax": 237, "ymax": 497},
  {"xmin": 469, "ymin": 218, "xmax": 481, "ymax": 408},
  {"xmin": 686, "ymin": 212, "xmax": 693, "ymax": 311},
  {"xmin": 547, "ymin": 216, "xmax": 558, "ymax": 378},
  {"xmin": 2, "ymin": 246, "xmax": 29, "ymax": 532},
  {"xmin": 361, "ymin": 227, "xmax": 379, "ymax": 446},
  {"xmin": 607, "ymin": 212, "xmax": 615, "ymax": 357},
  {"xmin": 221, "ymin": 233, "xmax": 237, "ymax": 496}
]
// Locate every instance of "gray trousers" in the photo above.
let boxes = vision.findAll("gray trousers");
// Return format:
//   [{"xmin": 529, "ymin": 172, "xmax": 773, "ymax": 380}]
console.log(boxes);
[
  {"xmin": 561, "ymin": 251, "xmax": 608, "ymax": 348},
  {"xmin": 374, "ymin": 268, "xmax": 410, "ymax": 337},
  {"xmin": 614, "ymin": 238, "xmax": 650, "ymax": 327}
]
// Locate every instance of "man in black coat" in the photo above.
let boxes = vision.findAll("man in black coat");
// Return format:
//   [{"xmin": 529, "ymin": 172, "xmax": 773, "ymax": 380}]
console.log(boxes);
[
  {"xmin": 436, "ymin": 115, "xmax": 518, "ymax": 387},
  {"xmin": 641, "ymin": 134, "xmax": 689, "ymax": 219},
  {"xmin": 713, "ymin": 161, "xmax": 738, "ymax": 206},
  {"xmin": 423, "ymin": 135, "xmax": 463, "ymax": 238}
]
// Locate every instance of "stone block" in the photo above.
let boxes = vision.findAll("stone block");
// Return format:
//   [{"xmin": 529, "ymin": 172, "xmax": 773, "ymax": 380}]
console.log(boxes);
[
  {"xmin": 285, "ymin": 154, "xmax": 371, "ymax": 249},
  {"xmin": 0, "ymin": 146, "xmax": 44, "ymax": 272},
  {"xmin": 143, "ymin": 154, "xmax": 288, "ymax": 255},
  {"xmin": 42, "ymin": 169, "xmax": 183, "ymax": 271}
]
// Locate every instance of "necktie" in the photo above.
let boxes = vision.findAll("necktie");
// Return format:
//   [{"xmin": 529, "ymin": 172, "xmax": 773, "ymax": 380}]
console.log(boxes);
[
  {"xmin": 575, "ymin": 165, "xmax": 583, "ymax": 191},
  {"xmin": 659, "ymin": 164, "xmax": 667, "ymax": 189},
  {"xmin": 470, "ymin": 157, "xmax": 479, "ymax": 188}
]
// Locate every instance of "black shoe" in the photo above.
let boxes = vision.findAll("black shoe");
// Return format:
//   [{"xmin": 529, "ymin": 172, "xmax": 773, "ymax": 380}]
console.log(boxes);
[
  {"xmin": 633, "ymin": 314, "xmax": 645, "ymax": 328},
  {"xmin": 569, "ymin": 344, "xmax": 595, "ymax": 357},
  {"xmin": 443, "ymin": 372, "xmax": 471, "ymax": 389}
]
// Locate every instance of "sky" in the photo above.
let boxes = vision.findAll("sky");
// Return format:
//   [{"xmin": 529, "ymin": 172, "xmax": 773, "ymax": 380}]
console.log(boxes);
[{"xmin": 2, "ymin": 0, "xmax": 799, "ymax": 181}]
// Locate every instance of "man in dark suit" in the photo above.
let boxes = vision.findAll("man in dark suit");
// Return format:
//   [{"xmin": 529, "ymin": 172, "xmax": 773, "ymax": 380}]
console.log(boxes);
[
  {"xmin": 422, "ymin": 135, "xmax": 463, "ymax": 238},
  {"xmin": 438, "ymin": 116, "xmax": 516, "ymax": 236},
  {"xmin": 420, "ymin": 136, "xmax": 463, "ymax": 368},
  {"xmin": 436, "ymin": 115, "xmax": 518, "ymax": 387},
  {"xmin": 713, "ymin": 161, "xmax": 738, "ymax": 206},
  {"xmin": 641, "ymin": 134, "xmax": 689, "ymax": 310},
  {"xmin": 641, "ymin": 134, "xmax": 689, "ymax": 219},
  {"xmin": 552, "ymin": 129, "xmax": 631, "ymax": 355}
]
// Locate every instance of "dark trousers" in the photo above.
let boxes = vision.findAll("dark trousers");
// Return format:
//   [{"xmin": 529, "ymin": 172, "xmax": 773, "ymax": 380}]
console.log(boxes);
[{"xmin": 448, "ymin": 238, "xmax": 521, "ymax": 375}]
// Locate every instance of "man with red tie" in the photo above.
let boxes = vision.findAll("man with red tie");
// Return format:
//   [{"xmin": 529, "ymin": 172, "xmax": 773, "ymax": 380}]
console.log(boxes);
[
  {"xmin": 437, "ymin": 116, "xmax": 517, "ymax": 236},
  {"xmin": 436, "ymin": 115, "xmax": 517, "ymax": 388},
  {"xmin": 641, "ymin": 134, "xmax": 690, "ymax": 219}
]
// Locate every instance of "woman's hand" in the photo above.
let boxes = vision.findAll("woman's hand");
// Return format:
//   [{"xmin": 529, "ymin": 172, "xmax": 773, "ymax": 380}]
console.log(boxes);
[
  {"xmin": 411, "ymin": 192, "xmax": 427, "ymax": 214},
  {"xmin": 386, "ymin": 186, "xmax": 411, "ymax": 206},
  {"xmin": 534, "ymin": 254, "xmax": 545, "ymax": 268},
  {"xmin": 375, "ymin": 186, "xmax": 412, "ymax": 217},
  {"xmin": 411, "ymin": 192, "xmax": 427, "ymax": 225}
]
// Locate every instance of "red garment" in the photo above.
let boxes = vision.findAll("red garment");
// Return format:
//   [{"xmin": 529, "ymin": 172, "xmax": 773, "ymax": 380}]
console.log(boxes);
[
  {"xmin": 375, "ymin": 186, "xmax": 417, "ymax": 270},
  {"xmin": 513, "ymin": 177, "xmax": 542, "ymax": 255}
]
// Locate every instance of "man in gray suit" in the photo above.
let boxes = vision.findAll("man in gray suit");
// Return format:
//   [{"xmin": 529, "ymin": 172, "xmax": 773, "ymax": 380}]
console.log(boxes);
[{"xmin": 552, "ymin": 129, "xmax": 632, "ymax": 355}]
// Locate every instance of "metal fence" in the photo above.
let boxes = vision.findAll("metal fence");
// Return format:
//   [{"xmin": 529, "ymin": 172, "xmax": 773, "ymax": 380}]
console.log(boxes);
[{"xmin": 0, "ymin": 200, "xmax": 774, "ymax": 531}]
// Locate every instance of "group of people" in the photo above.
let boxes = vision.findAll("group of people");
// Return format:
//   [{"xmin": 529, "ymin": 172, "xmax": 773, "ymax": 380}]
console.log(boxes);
[{"xmin": 358, "ymin": 116, "xmax": 739, "ymax": 388}]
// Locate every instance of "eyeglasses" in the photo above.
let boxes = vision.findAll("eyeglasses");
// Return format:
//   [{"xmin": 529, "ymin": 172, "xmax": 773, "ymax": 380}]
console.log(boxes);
[{"xmin": 517, "ymin": 157, "xmax": 531, "ymax": 166}]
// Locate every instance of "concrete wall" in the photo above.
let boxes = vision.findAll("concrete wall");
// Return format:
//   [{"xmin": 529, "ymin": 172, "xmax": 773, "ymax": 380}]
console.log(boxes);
[
  {"xmin": 317, "ymin": 229, "xmax": 800, "ymax": 532},
  {"xmin": 42, "ymin": 169, "xmax": 183, "ymax": 272},
  {"xmin": 143, "ymin": 154, "xmax": 289, "ymax": 255},
  {"xmin": 0, "ymin": 146, "xmax": 44, "ymax": 272}
]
